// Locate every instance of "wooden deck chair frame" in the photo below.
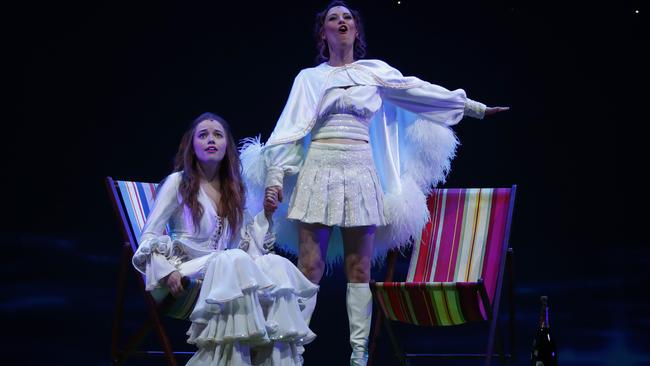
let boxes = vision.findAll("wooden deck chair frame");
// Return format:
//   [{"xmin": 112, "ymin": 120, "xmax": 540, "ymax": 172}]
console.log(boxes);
[
  {"xmin": 368, "ymin": 186, "xmax": 517, "ymax": 366},
  {"xmin": 106, "ymin": 176, "xmax": 199, "ymax": 366}
]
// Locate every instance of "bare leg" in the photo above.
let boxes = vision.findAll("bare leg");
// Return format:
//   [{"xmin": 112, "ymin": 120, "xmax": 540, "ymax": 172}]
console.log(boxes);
[
  {"xmin": 342, "ymin": 226, "xmax": 376, "ymax": 283},
  {"xmin": 342, "ymin": 225, "xmax": 376, "ymax": 366},
  {"xmin": 298, "ymin": 222, "xmax": 332, "ymax": 285},
  {"xmin": 295, "ymin": 222, "xmax": 332, "ymax": 361}
]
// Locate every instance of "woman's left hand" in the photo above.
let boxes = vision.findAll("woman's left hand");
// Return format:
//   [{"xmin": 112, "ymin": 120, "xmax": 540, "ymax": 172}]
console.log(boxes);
[
  {"xmin": 164, "ymin": 271, "xmax": 184, "ymax": 297},
  {"xmin": 484, "ymin": 106, "xmax": 510, "ymax": 117}
]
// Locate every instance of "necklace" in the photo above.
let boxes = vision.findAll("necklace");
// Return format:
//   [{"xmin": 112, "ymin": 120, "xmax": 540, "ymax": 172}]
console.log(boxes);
[{"xmin": 209, "ymin": 215, "xmax": 225, "ymax": 250}]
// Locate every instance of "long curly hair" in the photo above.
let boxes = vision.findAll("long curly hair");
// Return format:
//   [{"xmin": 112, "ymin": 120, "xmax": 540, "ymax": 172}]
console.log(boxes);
[
  {"xmin": 314, "ymin": 1, "xmax": 367, "ymax": 63},
  {"xmin": 173, "ymin": 112, "xmax": 245, "ymax": 235}
]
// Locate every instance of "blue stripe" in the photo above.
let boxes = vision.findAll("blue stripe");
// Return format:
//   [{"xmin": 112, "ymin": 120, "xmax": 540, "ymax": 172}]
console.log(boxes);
[
  {"xmin": 136, "ymin": 182, "xmax": 152, "ymax": 219},
  {"xmin": 118, "ymin": 181, "xmax": 141, "ymax": 242}
]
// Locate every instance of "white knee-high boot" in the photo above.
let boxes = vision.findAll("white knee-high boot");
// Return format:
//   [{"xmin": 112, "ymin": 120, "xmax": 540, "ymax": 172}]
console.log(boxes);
[{"xmin": 347, "ymin": 283, "xmax": 372, "ymax": 366}]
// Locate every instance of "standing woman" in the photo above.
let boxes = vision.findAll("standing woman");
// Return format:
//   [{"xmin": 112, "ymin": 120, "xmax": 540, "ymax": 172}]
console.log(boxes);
[
  {"xmin": 241, "ymin": 2, "xmax": 509, "ymax": 365},
  {"xmin": 132, "ymin": 112, "xmax": 318, "ymax": 366}
]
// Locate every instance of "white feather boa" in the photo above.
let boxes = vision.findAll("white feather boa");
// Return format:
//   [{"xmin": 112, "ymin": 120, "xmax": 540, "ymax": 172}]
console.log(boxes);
[
  {"xmin": 238, "ymin": 120, "xmax": 458, "ymax": 265},
  {"xmin": 239, "ymin": 136, "xmax": 267, "ymax": 215}
]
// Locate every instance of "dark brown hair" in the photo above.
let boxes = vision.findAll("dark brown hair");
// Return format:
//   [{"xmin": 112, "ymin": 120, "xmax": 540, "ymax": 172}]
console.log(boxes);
[
  {"xmin": 314, "ymin": 1, "xmax": 367, "ymax": 63},
  {"xmin": 173, "ymin": 112, "xmax": 245, "ymax": 235}
]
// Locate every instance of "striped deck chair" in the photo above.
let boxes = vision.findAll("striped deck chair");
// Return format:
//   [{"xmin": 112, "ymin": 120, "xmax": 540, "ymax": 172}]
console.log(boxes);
[
  {"xmin": 368, "ymin": 186, "xmax": 517, "ymax": 366},
  {"xmin": 106, "ymin": 177, "xmax": 202, "ymax": 366}
]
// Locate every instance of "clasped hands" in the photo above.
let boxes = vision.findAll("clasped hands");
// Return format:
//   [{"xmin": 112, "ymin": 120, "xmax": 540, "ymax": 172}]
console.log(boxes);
[{"xmin": 264, "ymin": 185, "xmax": 283, "ymax": 218}]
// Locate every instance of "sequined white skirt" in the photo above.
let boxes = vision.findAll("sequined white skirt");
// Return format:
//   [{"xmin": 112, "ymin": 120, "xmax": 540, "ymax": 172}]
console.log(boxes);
[{"xmin": 287, "ymin": 141, "xmax": 386, "ymax": 227}]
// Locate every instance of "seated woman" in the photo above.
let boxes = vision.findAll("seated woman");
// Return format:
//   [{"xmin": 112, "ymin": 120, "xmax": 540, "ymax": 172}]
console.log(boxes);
[{"xmin": 131, "ymin": 112, "xmax": 318, "ymax": 366}]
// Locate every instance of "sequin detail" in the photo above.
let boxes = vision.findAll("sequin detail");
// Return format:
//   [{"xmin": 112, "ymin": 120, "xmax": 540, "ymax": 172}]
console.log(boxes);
[
  {"xmin": 312, "ymin": 113, "xmax": 371, "ymax": 142},
  {"xmin": 287, "ymin": 141, "xmax": 386, "ymax": 227}
]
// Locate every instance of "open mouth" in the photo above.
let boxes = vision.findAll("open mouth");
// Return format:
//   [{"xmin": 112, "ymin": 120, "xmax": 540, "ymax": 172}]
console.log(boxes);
[
  {"xmin": 338, "ymin": 25, "xmax": 348, "ymax": 33},
  {"xmin": 205, "ymin": 147, "xmax": 218, "ymax": 153}
]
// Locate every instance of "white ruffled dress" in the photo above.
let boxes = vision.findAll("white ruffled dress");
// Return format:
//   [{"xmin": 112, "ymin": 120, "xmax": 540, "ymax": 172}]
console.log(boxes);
[{"xmin": 132, "ymin": 172, "xmax": 318, "ymax": 365}]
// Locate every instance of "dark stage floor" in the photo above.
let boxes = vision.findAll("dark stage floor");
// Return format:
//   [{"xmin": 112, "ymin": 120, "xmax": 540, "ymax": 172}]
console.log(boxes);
[{"xmin": 2, "ymin": 234, "xmax": 647, "ymax": 366}]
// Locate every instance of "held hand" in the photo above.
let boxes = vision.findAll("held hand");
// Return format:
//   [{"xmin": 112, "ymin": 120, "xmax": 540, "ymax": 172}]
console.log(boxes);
[
  {"xmin": 264, "ymin": 186, "xmax": 283, "ymax": 215},
  {"xmin": 484, "ymin": 106, "xmax": 510, "ymax": 117},
  {"xmin": 165, "ymin": 271, "xmax": 184, "ymax": 297}
]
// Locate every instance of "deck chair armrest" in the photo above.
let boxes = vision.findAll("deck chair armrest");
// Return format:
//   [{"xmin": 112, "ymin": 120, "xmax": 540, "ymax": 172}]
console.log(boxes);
[
  {"xmin": 373, "ymin": 281, "xmax": 484, "ymax": 288},
  {"xmin": 157, "ymin": 277, "xmax": 203, "ymax": 320},
  {"xmin": 371, "ymin": 281, "xmax": 490, "ymax": 326}
]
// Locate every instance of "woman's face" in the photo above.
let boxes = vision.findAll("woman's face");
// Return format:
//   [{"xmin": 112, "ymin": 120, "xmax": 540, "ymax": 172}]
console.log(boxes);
[
  {"xmin": 192, "ymin": 119, "xmax": 227, "ymax": 165},
  {"xmin": 322, "ymin": 6, "xmax": 357, "ymax": 53}
]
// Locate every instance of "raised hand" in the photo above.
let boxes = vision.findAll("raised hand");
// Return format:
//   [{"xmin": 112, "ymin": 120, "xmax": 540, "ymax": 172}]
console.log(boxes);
[{"xmin": 484, "ymin": 106, "xmax": 510, "ymax": 117}]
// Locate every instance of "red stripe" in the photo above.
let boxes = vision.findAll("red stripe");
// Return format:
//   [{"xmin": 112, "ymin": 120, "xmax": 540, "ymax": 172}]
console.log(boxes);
[
  {"xmin": 408, "ymin": 283, "xmax": 430, "ymax": 325},
  {"xmin": 127, "ymin": 182, "xmax": 147, "ymax": 230},
  {"xmin": 376, "ymin": 287, "xmax": 391, "ymax": 319},
  {"xmin": 147, "ymin": 182, "xmax": 157, "ymax": 201},
  {"xmin": 435, "ymin": 189, "xmax": 466, "ymax": 282},
  {"xmin": 425, "ymin": 191, "xmax": 444, "ymax": 281},
  {"xmin": 415, "ymin": 190, "xmax": 441, "ymax": 281},
  {"xmin": 481, "ymin": 189, "xmax": 509, "ymax": 303},
  {"xmin": 465, "ymin": 189, "xmax": 483, "ymax": 281},
  {"xmin": 384, "ymin": 284, "xmax": 407, "ymax": 322},
  {"xmin": 432, "ymin": 190, "xmax": 455, "ymax": 281}
]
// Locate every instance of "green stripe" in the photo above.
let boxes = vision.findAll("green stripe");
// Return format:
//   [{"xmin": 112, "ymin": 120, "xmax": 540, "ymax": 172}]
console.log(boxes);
[
  {"xmin": 400, "ymin": 284, "xmax": 419, "ymax": 325},
  {"xmin": 443, "ymin": 283, "xmax": 466, "ymax": 325},
  {"xmin": 472, "ymin": 189, "xmax": 493, "ymax": 280},
  {"xmin": 430, "ymin": 283, "xmax": 451, "ymax": 326}
]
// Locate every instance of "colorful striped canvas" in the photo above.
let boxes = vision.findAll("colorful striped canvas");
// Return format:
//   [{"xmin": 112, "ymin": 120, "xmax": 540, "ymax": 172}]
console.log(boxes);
[
  {"xmin": 114, "ymin": 179, "xmax": 198, "ymax": 318},
  {"xmin": 116, "ymin": 180, "xmax": 166, "ymax": 252},
  {"xmin": 374, "ymin": 187, "xmax": 515, "ymax": 326}
]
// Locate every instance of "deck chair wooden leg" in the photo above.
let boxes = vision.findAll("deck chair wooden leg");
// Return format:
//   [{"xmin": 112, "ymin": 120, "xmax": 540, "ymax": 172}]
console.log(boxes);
[
  {"xmin": 484, "ymin": 314, "xmax": 499, "ymax": 366},
  {"xmin": 368, "ymin": 250, "xmax": 398, "ymax": 366},
  {"xmin": 495, "ymin": 324, "xmax": 508, "ymax": 366},
  {"xmin": 367, "ymin": 302, "xmax": 383, "ymax": 366},
  {"xmin": 478, "ymin": 282, "xmax": 498, "ymax": 366},
  {"xmin": 507, "ymin": 248, "xmax": 516, "ymax": 361},
  {"xmin": 142, "ymin": 282, "xmax": 179, "ymax": 366},
  {"xmin": 383, "ymin": 318, "xmax": 410, "ymax": 366},
  {"xmin": 114, "ymin": 319, "xmax": 154, "ymax": 366},
  {"xmin": 111, "ymin": 243, "xmax": 133, "ymax": 364}
]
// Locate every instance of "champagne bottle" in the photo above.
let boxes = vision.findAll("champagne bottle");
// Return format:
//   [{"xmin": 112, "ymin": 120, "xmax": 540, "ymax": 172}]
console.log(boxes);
[{"xmin": 530, "ymin": 296, "xmax": 558, "ymax": 366}]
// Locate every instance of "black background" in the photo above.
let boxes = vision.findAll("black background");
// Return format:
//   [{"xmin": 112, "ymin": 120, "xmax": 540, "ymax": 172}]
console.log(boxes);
[{"xmin": 7, "ymin": 0, "xmax": 645, "ymax": 365}]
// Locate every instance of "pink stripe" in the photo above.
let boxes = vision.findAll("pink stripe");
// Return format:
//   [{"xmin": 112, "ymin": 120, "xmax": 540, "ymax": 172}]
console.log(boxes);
[
  {"xmin": 425, "ymin": 190, "xmax": 444, "ymax": 281},
  {"xmin": 148, "ymin": 182, "xmax": 156, "ymax": 198},
  {"xmin": 434, "ymin": 189, "xmax": 465, "ymax": 282},
  {"xmin": 481, "ymin": 188, "xmax": 510, "ymax": 302},
  {"xmin": 415, "ymin": 190, "xmax": 442, "ymax": 281}
]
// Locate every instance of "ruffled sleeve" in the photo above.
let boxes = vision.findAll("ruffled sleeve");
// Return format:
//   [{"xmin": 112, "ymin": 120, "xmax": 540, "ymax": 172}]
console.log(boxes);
[
  {"xmin": 131, "ymin": 172, "xmax": 183, "ymax": 290},
  {"xmin": 263, "ymin": 142, "xmax": 303, "ymax": 188},
  {"xmin": 237, "ymin": 211, "xmax": 276, "ymax": 259},
  {"xmin": 262, "ymin": 70, "xmax": 321, "ymax": 188}
]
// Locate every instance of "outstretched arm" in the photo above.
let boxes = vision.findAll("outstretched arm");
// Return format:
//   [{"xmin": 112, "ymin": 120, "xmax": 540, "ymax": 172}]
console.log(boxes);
[{"xmin": 484, "ymin": 106, "xmax": 510, "ymax": 116}]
